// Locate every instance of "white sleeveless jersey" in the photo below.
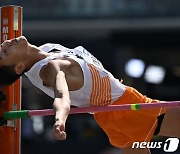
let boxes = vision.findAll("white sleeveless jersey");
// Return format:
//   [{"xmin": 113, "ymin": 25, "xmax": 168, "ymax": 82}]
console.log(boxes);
[{"xmin": 25, "ymin": 43, "xmax": 126, "ymax": 107}]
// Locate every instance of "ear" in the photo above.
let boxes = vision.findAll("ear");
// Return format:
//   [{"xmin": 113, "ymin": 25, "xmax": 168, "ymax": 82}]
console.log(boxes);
[{"xmin": 15, "ymin": 63, "xmax": 26, "ymax": 75}]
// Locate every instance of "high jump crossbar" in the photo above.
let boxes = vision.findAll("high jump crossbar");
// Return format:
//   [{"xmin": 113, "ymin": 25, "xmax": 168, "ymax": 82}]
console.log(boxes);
[{"xmin": 3, "ymin": 101, "xmax": 180, "ymax": 120}]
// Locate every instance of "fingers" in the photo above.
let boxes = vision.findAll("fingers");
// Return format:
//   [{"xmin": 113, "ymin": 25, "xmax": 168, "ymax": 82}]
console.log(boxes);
[
  {"xmin": 52, "ymin": 130, "xmax": 66, "ymax": 140},
  {"xmin": 52, "ymin": 123, "xmax": 66, "ymax": 140}
]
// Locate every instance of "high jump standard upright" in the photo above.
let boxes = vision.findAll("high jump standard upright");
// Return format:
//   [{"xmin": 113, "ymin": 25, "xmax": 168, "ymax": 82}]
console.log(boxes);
[{"xmin": 0, "ymin": 5, "xmax": 22, "ymax": 154}]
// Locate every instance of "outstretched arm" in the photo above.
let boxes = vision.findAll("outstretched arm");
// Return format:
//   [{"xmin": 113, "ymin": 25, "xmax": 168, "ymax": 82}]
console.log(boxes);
[
  {"xmin": 53, "ymin": 70, "xmax": 71, "ymax": 140},
  {"xmin": 40, "ymin": 60, "xmax": 71, "ymax": 140}
]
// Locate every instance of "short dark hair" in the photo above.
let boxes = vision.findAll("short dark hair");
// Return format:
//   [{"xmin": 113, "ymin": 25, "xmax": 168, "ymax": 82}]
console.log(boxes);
[{"xmin": 0, "ymin": 65, "xmax": 24, "ymax": 86}]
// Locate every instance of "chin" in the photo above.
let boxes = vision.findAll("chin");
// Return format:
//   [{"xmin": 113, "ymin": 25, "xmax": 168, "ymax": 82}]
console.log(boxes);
[
  {"xmin": 17, "ymin": 36, "xmax": 28, "ymax": 45},
  {"xmin": 18, "ymin": 36, "xmax": 27, "ymax": 41}
]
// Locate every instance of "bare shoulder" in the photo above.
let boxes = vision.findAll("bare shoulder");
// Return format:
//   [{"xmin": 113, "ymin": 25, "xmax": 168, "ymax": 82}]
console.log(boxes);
[
  {"xmin": 39, "ymin": 58, "xmax": 83, "ymax": 90},
  {"xmin": 40, "ymin": 59, "xmax": 69, "ymax": 74},
  {"xmin": 39, "ymin": 59, "xmax": 71, "ymax": 87}
]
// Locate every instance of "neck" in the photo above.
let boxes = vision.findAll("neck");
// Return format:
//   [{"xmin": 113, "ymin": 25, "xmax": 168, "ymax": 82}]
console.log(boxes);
[{"xmin": 24, "ymin": 44, "xmax": 49, "ymax": 71}]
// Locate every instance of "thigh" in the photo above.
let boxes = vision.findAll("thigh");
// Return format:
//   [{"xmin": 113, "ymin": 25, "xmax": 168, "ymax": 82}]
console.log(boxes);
[{"xmin": 159, "ymin": 107, "xmax": 180, "ymax": 138}]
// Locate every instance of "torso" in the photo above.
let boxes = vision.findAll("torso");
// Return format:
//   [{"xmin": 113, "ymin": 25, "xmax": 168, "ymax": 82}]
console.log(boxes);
[{"xmin": 25, "ymin": 43, "xmax": 126, "ymax": 107}]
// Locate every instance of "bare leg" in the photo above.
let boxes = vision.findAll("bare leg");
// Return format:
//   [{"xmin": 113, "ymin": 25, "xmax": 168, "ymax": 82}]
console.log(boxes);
[{"xmin": 158, "ymin": 107, "xmax": 180, "ymax": 138}]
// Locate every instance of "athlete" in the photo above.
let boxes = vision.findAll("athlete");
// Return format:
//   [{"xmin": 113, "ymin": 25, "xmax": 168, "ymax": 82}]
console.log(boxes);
[{"xmin": 0, "ymin": 36, "xmax": 179, "ymax": 154}]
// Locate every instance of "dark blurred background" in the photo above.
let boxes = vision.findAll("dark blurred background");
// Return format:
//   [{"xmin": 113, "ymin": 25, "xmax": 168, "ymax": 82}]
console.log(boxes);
[{"xmin": 1, "ymin": 0, "xmax": 180, "ymax": 154}]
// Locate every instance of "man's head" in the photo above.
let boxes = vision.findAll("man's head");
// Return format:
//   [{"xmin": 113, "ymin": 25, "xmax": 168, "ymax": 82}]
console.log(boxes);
[{"xmin": 0, "ymin": 36, "xmax": 29, "ymax": 86}]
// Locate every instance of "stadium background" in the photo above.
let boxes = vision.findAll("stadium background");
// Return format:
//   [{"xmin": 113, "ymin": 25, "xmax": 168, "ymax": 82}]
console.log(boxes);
[{"xmin": 1, "ymin": 1, "xmax": 180, "ymax": 153}]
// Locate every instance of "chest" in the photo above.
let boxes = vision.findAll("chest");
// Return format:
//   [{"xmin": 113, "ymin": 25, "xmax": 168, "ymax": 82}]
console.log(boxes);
[{"xmin": 40, "ymin": 57, "xmax": 84, "ymax": 91}]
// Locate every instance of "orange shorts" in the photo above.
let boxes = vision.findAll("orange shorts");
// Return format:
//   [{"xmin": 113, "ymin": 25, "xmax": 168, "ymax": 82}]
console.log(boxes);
[{"xmin": 93, "ymin": 86, "xmax": 166, "ymax": 148}]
